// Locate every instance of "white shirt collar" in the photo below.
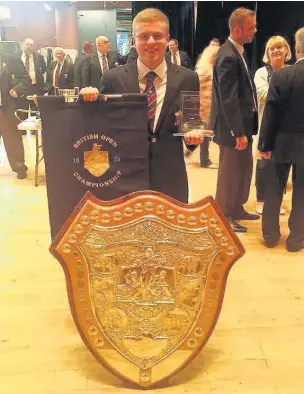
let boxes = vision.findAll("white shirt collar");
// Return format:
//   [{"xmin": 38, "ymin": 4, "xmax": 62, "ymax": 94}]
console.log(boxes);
[
  {"xmin": 137, "ymin": 57, "xmax": 167, "ymax": 81},
  {"xmin": 98, "ymin": 51, "xmax": 107, "ymax": 58},
  {"xmin": 228, "ymin": 37, "xmax": 244, "ymax": 55},
  {"xmin": 296, "ymin": 57, "xmax": 304, "ymax": 63}
]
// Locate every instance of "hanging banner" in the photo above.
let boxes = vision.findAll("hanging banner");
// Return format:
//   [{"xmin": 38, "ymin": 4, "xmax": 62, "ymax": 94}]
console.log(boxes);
[{"xmin": 38, "ymin": 94, "xmax": 149, "ymax": 239}]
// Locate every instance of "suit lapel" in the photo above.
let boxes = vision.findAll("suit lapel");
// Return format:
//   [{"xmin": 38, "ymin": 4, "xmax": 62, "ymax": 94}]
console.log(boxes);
[
  {"xmin": 125, "ymin": 62, "xmax": 140, "ymax": 92},
  {"xmin": 155, "ymin": 63, "xmax": 180, "ymax": 134},
  {"xmin": 228, "ymin": 40, "xmax": 254, "ymax": 88},
  {"xmin": 93, "ymin": 53, "xmax": 102, "ymax": 71}
]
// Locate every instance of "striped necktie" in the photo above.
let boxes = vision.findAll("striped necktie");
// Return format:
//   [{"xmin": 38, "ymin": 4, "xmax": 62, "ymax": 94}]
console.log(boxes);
[
  {"xmin": 173, "ymin": 53, "xmax": 177, "ymax": 65},
  {"xmin": 25, "ymin": 55, "xmax": 30, "ymax": 74},
  {"xmin": 102, "ymin": 54, "xmax": 109, "ymax": 73},
  {"xmin": 144, "ymin": 71, "xmax": 157, "ymax": 133}
]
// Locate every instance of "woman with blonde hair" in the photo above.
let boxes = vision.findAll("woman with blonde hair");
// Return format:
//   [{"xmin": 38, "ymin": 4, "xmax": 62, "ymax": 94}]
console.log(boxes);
[
  {"xmin": 195, "ymin": 44, "xmax": 220, "ymax": 168},
  {"xmin": 254, "ymin": 35, "xmax": 291, "ymax": 215}
]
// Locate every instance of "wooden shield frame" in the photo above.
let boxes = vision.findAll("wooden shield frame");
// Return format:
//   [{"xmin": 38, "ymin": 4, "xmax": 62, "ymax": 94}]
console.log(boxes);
[{"xmin": 50, "ymin": 191, "xmax": 245, "ymax": 388}]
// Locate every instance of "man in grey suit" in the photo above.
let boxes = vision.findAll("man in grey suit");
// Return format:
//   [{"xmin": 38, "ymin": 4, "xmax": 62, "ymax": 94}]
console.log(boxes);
[
  {"xmin": 88, "ymin": 36, "xmax": 125, "ymax": 88},
  {"xmin": 81, "ymin": 8, "xmax": 207, "ymax": 203},
  {"xmin": 258, "ymin": 27, "xmax": 304, "ymax": 252},
  {"xmin": 209, "ymin": 8, "xmax": 259, "ymax": 233},
  {"xmin": 0, "ymin": 53, "xmax": 30, "ymax": 178}
]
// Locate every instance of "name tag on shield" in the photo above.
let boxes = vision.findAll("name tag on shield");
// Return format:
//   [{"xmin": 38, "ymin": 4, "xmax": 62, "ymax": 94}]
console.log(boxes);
[{"xmin": 50, "ymin": 190, "xmax": 244, "ymax": 388}]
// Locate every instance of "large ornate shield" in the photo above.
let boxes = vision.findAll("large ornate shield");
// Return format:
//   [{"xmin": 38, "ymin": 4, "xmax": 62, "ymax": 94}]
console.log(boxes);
[{"xmin": 50, "ymin": 191, "xmax": 244, "ymax": 388}]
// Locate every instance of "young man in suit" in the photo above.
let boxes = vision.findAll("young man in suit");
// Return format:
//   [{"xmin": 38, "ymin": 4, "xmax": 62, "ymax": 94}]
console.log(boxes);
[
  {"xmin": 209, "ymin": 7, "xmax": 259, "ymax": 233},
  {"xmin": 46, "ymin": 47, "xmax": 74, "ymax": 94},
  {"xmin": 0, "ymin": 53, "xmax": 31, "ymax": 178},
  {"xmin": 74, "ymin": 41, "xmax": 94, "ymax": 90},
  {"xmin": 258, "ymin": 27, "xmax": 304, "ymax": 252},
  {"xmin": 165, "ymin": 39, "xmax": 192, "ymax": 69},
  {"xmin": 88, "ymin": 36, "xmax": 125, "ymax": 88},
  {"xmin": 81, "ymin": 8, "xmax": 207, "ymax": 203}
]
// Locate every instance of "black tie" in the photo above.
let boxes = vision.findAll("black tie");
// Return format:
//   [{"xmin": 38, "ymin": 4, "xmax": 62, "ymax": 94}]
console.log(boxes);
[{"xmin": 25, "ymin": 55, "xmax": 30, "ymax": 74}]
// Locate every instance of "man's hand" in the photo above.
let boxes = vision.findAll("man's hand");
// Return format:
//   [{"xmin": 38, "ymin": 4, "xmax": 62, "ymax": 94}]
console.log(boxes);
[
  {"xmin": 235, "ymin": 135, "xmax": 248, "ymax": 150},
  {"xmin": 175, "ymin": 111, "xmax": 181, "ymax": 127},
  {"xmin": 80, "ymin": 87, "xmax": 99, "ymax": 102},
  {"xmin": 9, "ymin": 89, "xmax": 18, "ymax": 98},
  {"xmin": 260, "ymin": 151, "xmax": 272, "ymax": 160},
  {"xmin": 183, "ymin": 129, "xmax": 213, "ymax": 145}
]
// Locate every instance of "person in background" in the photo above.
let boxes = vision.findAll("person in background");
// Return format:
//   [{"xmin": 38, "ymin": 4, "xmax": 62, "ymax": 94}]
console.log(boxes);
[
  {"xmin": 126, "ymin": 37, "xmax": 138, "ymax": 64},
  {"xmin": 209, "ymin": 38, "xmax": 220, "ymax": 47},
  {"xmin": 258, "ymin": 27, "xmax": 304, "ymax": 252},
  {"xmin": 195, "ymin": 44, "xmax": 220, "ymax": 168},
  {"xmin": 165, "ymin": 39, "xmax": 192, "ymax": 69},
  {"xmin": 46, "ymin": 47, "xmax": 74, "ymax": 94},
  {"xmin": 88, "ymin": 36, "xmax": 125, "ymax": 88},
  {"xmin": 74, "ymin": 40, "xmax": 94, "ymax": 90},
  {"xmin": 16, "ymin": 38, "xmax": 46, "ymax": 123},
  {"xmin": 0, "ymin": 53, "xmax": 30, "ymax": 179},
  {"xmin": 254, "ymin": 35, "xmax": 291, "ymax": 215},
  {"xmin": 209, "ymin": 7, "xmax": 259, "ymax": 233}
]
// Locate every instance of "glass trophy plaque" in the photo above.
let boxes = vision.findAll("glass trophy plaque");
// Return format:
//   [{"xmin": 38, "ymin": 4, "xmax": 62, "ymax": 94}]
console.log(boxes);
[{"xmin": 173, "ymin": 91, "xmax": 214, "ymax": 138}]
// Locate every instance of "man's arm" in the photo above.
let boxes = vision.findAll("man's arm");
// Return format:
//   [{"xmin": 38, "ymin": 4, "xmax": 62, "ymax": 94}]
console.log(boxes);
[
  {"xmin": 9, "ymin": 55, "xmax": 31, "ymax": 97},
  {"xmin": 258, "ymin": 72, "xmax": 282, "ymax": 153},
  {"xmin": 216, "ymin": 55, "xmax": 246, "ymax": 138}
]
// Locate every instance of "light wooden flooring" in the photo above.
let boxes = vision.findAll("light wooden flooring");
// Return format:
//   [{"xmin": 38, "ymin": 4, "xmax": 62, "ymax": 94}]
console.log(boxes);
[{"xmin": 0, "ymin": 136, "xmax": 303, "ymax": 394}]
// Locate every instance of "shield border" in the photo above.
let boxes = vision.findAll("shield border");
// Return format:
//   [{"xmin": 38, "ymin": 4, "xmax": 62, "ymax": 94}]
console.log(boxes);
[{"xmin": 50, "ymin": 191, "xmax": 245, "ymax": 388}]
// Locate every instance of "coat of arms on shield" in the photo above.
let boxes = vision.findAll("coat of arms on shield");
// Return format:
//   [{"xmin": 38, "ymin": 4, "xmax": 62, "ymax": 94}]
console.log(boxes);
[
  {"xmin": 50, "ymin": 191, "xmax": 244, "ymax": 388},
  {"xmin": 84, "ymin": 143, "xmax": 109, "ymax": 177}
]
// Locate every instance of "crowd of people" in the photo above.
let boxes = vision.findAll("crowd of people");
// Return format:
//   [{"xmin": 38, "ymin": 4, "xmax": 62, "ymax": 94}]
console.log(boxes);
[{"xmin": 0, "ymin": 6, "xmax": 303, "ymax": 252}]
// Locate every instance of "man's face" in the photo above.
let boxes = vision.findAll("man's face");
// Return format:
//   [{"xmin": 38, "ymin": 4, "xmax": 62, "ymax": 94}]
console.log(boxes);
[
  {"xmin": 23, "ymin": 39, "xmax": 34, "ymax": 55},
  {"xmin": 238, "ymin": 16, "xmax": 257, "ymax": 44},
  {"xmin": 168, "ymin": 40, "xmax": 178, "ymax": 54},
  {"xmin": 96, "ymin": 37, "xmax": 110, "ymax": 54},
  {"xmin": 87, "ymin": 44, "xmax": 95, "ymax": 56},
  {"xmin": 55, "ymin": 51, "xmax": 65, "ymax": 63},
  {"xmin": 134, "ymin": 21, "xmax": 170, "ymax": 69}
]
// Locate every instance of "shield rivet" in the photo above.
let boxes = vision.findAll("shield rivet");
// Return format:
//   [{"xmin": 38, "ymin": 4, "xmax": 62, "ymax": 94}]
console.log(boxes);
[
  {"xmin": 195, "ymin": 327, "xmax": 203, "ymax": 337},
  {"xmin": 101, "ymin": 213, "xmax": 110, "ymax": 223},
  {"xmin": 62, "ymin": 244, "xmax": 71, "ymax": 253},
  {"xmin": 140, "ymin": 372, "xmax": 150, "ymax": 382},
  {"xmin": 187, "ymin": 338, "xmax": 197, "ymax": 347},
  {"xmin": 177, "ymin": 214, "xmax": 185, "ymax": 223},
  {"xmin": 221, "ymin": 236, "xmax": 228, "ymax": 246},
  {"xmin": 210, "ymin": 217, "xmax": 218, "ymax": 227},
  {"xmin": 68, "ymin": 234, "xmax": 77, "ymax": 243},
  {"xmin": 113, "ymin": 211, "xmax": 123, "ymax": 221},
  {"xmin": 214, "ymin": 227, "xmax": 223, "ymax": 237},
  {"xmin": 145, "ymin": 201, "xmax": 154, "ymax": 211},
  {"xmin": 88, "ymin": 326, "xmax": 98, "ymax": 336},
  {"xmin": 81, "ymin": 215, "xmax": 90, "ymax": 225},
  {"xmin": 90, "ymin": 210, "xmax": 99, "ymax": 220},
  {"xmin": 74, "ymin": 224, "xmax": 83, "ymax": 234},
  {"xmin": 167, "ymin": 209, "xmax": 175, "ymax": 219},
  {"xmin": 227, "ymin": 246, "xmax": 235, "ymax": 256},
  {"xmin": 95, "ymin": 337, "xmax": 104, "ymax": 349},
  {"xmin": 188, "ymin": 216, "xmax": 197, "ymax": 225},
  {"xmin": 134, "ymin": 203, "xmax": 143, "ymax": 212},
  {"xmin": 200, "ymin": 213, "xmax": 208, "ymax": 223},
  {"xmin": 124, "ymin": 207, "xmax": 133, "ymax": 216},
  {"xmin": 156, "ymin": 204, "xmax": 165, "ymax": 214}
]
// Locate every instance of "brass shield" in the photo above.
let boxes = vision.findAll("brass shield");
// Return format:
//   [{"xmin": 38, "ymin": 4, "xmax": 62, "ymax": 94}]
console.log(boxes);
[
  {"xmin": 51, "ymin": 191, "xmax": 244, "ymax": 388},
  {"xmin": 84, "ymin": 143, "xmax": 109, "ymax": 177}
]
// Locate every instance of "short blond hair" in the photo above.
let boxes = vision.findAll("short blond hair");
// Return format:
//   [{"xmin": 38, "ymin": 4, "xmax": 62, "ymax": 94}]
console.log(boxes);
[
  {"xmin": 262, "ymin": 35, "xmax": 291, "ymax": 64},
  {"xmin": 295, "ymin": 27, "xmax": 304, "ymax": 54},
  {"xmin": 229, "ymin": 8, "xmax": 256, "ymax": 31},
  {"xmin": 132, "ymin": 8, "xmax": 169, "ymax": 33}
]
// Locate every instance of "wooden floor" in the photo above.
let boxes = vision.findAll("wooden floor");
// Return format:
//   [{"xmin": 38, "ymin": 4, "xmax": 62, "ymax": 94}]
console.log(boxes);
[{"xmin": 0, "ymin": 136, "xmax": 303, "ymax": 394}]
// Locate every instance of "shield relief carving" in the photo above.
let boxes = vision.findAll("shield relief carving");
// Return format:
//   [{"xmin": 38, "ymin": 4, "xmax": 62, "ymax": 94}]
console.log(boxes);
[{"xmin": 50, "ymin": 191, "xmax": 244, "ymax": 388}]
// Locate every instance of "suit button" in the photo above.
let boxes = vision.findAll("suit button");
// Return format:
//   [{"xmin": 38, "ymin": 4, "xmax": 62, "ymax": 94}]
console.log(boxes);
[{"xmin": 151, "ymin": 138, "xmax": 157, "ymax": 143}]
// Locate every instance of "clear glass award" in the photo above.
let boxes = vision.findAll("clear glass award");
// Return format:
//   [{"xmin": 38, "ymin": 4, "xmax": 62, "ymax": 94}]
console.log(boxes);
[{"xmin": 173, "ymin": 91, "xmax": 214, "ymax": 138}]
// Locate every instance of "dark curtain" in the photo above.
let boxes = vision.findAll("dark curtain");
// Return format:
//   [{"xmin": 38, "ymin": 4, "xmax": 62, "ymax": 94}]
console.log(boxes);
[
  {"xmin": 195, "ymin": 1, "xmax": 304, "ymax": 71},
  {"xmin": 194, "ymin": 2, "xmax": 256, "ymax": 64},
  {"xmin": 132, "ymin": 1, "xmax": 195, "ymax": 59}
]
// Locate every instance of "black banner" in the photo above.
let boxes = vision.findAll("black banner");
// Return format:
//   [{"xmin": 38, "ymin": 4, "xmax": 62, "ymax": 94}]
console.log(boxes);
[{"xmin": 38, "ymin": 94, "xmax": 149, "ymax": 240}]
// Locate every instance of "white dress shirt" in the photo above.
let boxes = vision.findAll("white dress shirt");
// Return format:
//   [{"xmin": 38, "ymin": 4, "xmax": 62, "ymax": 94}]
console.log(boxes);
[
  {"xmin": 21, "ymin": 52, "xmax": 36, "ymax": 84},
  {"xmin": 228, "ymin": 37, "xmax": 257, "ymax": 111},
  {"xmin": 171, "ymin": 51, "xmax": 181, "ymax": 66},
  {"xmin": 98, "ymin": 51, "xmax": 109, "ymax": 73},
  {"xmin": 137, "ymin": 57, "xmax": 167, "ymax": 133}
]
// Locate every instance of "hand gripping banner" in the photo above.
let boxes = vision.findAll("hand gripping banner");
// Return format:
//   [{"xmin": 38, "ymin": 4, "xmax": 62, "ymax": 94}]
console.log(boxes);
[{"xmin": 38, "ymin": 94, "xmax": 149, "ymax": 239}]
